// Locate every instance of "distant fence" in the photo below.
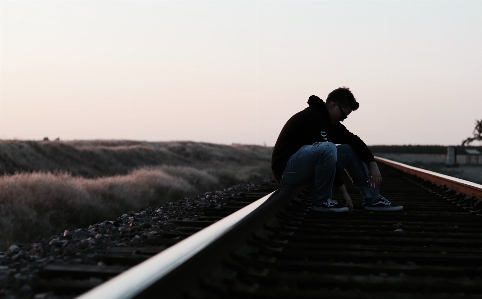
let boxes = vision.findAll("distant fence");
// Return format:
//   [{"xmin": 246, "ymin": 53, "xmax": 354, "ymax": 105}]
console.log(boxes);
[{"xmin": 369, "ymin": 145, "xmax": 482, "ymax": 155}]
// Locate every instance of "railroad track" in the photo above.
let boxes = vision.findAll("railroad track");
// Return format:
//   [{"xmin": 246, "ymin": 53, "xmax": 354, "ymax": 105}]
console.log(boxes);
[{"xmin": 34, "ymin": 157, "xmax": 482, "ymax": 299}]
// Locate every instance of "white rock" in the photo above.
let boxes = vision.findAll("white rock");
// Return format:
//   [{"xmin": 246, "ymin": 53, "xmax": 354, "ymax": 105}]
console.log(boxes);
[
  {"xmin": 49, "ymin": 239, "xmax": 60, "ymax": 245},
  {"xmin": 9, "ymin": 245, "xmax": 20, "ymax": 253}
]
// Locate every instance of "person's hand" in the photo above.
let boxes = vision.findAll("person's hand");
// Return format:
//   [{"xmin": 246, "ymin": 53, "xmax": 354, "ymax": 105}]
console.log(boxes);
[
  {"xmin": 343, "ymin": 194, "xmax": 353, "ymax": 211},
  {"xmin": 338, "ymin": 184, "xmax": 353, "ymax": 211},
  {"xmin": 368, "ymin": 161, "xmax": 382, "ymax": 188}
]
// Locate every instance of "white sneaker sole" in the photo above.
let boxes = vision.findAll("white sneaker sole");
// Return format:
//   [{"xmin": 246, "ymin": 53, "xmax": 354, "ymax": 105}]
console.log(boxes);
[
  {"xmin": 312, "ymin": 206, "xmax": 349, "ymax": 212},
  {"xmin": 364, "ymin": 206, "xmax": 403, "ymax": 211}
]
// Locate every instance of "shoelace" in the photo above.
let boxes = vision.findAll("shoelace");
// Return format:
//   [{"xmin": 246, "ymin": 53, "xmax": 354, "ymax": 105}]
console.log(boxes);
[
  {"xmin": 325, "ymin": 198, "xmax": 338, "ymax": 207},
  {"xmin": 377, "ymin": 197, "xmax": 391, "ymax": 206}
]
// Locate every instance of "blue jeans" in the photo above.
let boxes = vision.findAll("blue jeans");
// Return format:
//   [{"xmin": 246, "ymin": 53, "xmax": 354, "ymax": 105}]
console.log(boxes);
[{"xmin": 280, "ymin": 142, "xmax": 380, "ymax": 205}]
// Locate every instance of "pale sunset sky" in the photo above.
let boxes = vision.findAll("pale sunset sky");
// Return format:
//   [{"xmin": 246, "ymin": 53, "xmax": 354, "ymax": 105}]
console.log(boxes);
[{"xmin": 1, "ymin": 1, "xmax": 481, "ymax": 146}]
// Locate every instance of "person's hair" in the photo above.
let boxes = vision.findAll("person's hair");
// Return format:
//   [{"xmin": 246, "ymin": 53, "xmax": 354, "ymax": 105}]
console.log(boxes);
[{"xmin": 326, "ymin": 87, "xmax": 359, "ymax": 111}]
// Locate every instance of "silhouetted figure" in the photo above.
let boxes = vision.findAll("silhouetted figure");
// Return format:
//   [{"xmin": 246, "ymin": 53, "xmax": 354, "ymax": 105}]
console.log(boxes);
[
  {"xmin": 271, "ymin": 87, "xmax": 402, "ymax": 212},
  {"xmin": 462, "ymin": 119, "xmax": 482, "ymax": 146}
]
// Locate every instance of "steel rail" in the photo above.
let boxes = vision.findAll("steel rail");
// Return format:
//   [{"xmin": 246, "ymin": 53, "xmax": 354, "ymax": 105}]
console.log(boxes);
[
  {"xmin": 375, "ymin": 156, "xmax": 482, "ymax": 200},
  {"xmin": 77, "ymin": 189, "xmax": 282, "ymax": 299},
  {"xmin": 77, "ymin": 186, "xmax": 302, "ymax": 299}
]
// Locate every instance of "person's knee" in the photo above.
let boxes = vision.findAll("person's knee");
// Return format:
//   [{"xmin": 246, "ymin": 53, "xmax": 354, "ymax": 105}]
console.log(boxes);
[
  {"xmin": 314, "ymin": 142, "xmax": 337, "ymax": 161},
  {"xmin": 325, "ymin": 142, "xmax": 337, "ymax": 154}
]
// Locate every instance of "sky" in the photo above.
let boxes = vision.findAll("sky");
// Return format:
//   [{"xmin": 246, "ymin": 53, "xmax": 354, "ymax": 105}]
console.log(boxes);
[{"xmin": 1, "ymin": 1, "xmax": 481, "ymax": 146}]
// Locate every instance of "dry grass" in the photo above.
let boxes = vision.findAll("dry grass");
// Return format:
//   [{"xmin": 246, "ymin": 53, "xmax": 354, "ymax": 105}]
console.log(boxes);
[
  {"xmin": 0, "ymin": 140, "xmax": 272, "ymax": 178},
  {"xmin": 0, "ymin": 141, "xmax": 272, "ymax": 250}
]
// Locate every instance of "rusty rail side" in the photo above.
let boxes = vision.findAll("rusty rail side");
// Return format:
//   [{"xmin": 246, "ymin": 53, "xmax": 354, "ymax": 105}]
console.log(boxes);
[{"xmin": 375, "ymin": 156, "xmax": 482, "ymax": 200}]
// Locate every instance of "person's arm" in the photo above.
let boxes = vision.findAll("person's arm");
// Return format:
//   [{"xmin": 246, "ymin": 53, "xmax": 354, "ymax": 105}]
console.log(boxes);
[
  {"xmin": 332, "ymin": 123, "xmax": 374, "ymax": 164},
  {"xmin": 333, "ymin": 123, "xmax": 382, "ymax": 188},
  {"xmin": 368, "ymin": 161, "xmax": 382, "ymax": 188},
  {"xmin": 338, "ymin": 184, "xmax": 353, "ymax": 211}
]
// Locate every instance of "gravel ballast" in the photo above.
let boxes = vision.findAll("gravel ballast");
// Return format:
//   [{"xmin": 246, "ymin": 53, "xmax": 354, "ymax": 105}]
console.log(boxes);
[{"xmin": 0, "ymin": 177, "xmax": 274, "ymax": 299}]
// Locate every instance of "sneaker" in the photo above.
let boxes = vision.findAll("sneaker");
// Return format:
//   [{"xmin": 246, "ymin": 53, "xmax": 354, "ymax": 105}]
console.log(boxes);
[
  {"xmin": 363, "ymin": 196, "xmax": 403, "ymax": 211},
  {"xmin": 312, "ymin": 198, "xmax": 349, "ymax": 212}
]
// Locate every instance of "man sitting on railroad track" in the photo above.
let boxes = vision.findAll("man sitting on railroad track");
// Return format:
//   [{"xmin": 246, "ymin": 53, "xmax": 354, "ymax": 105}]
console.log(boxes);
[{"xmin": 271, "ymin": 87, "xmax": 403, "ymax": 212}]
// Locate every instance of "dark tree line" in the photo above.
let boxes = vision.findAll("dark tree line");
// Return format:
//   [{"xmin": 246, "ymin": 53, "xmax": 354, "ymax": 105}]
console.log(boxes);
[{"xmin": 462, "ymin": 119, "xmax": 482, "ymax": 146}]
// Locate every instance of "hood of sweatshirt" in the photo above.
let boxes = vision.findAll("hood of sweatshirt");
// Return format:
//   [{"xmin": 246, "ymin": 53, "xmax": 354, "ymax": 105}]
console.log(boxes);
[
  {"xmin": 307, "ymin": 95, "xmax": 331, "ymax": 120},
  {"xmin": 307, "ymin": 95, "xmax": 324, "ymax": 107}
]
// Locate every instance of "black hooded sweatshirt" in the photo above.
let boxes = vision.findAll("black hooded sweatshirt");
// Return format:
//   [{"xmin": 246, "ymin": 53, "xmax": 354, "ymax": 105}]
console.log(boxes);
[{"xmin": 271, "ymin": 95, "xmax": 375, "ymax": 186}]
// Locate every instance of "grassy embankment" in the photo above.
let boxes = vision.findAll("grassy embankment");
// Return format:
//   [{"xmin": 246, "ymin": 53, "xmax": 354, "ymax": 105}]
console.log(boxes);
[{"xmin": 0, "ymin": 140, "xmax": 272, "ymax": 250}]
